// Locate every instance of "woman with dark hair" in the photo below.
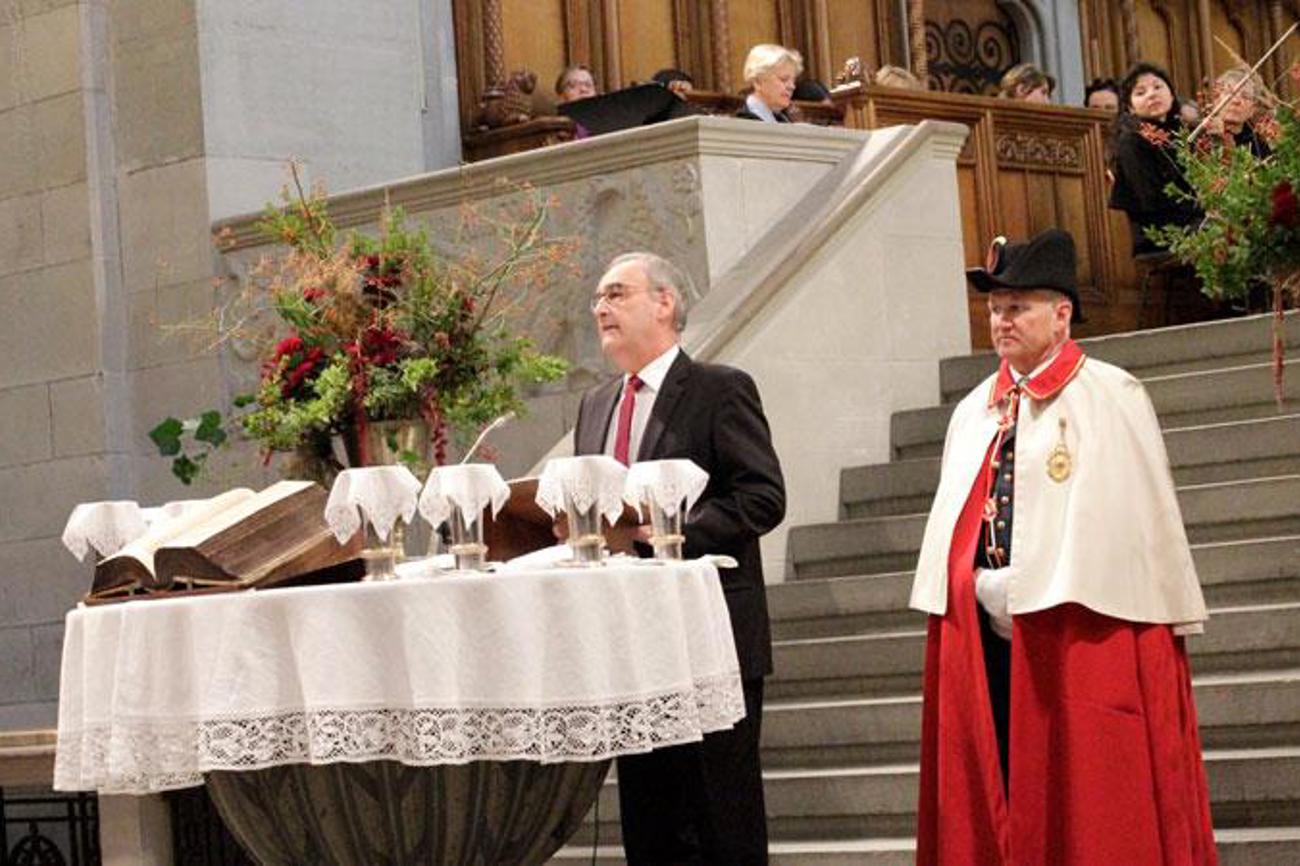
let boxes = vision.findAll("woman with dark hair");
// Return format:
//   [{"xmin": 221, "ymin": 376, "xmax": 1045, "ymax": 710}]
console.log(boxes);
[
  {"xmin": 1084, "ymin": 77, "xmax": 1120, "ymax": 112},
  {"xmin": 1108, "ymin": 63, "xmax": 1202, "ymax": 255}
]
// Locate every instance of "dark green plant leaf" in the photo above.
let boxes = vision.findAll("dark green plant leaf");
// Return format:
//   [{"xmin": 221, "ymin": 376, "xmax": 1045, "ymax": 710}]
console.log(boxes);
[
  {"xmin": 149, "ymin": 417, "xmax": 184, "ymax": 456},
  {"xmin": 172, "ymin": 453, "xmax": 206, "ymax": 486},
  {"xmin": 195, "ymin": 410, "xmax": 227, "ymax": 447}
]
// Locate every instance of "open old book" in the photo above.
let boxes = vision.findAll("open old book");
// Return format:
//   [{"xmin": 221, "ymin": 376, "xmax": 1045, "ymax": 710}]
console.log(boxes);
[{"xmin": 90, "ymin": 481, "xmax": 362, "ymax": 602}]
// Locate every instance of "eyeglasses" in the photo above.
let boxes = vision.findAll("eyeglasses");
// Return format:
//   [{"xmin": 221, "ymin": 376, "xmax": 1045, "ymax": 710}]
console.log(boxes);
[{"xmin": 590, "ymin": 285, "xmax": 659, "ymax": 312}]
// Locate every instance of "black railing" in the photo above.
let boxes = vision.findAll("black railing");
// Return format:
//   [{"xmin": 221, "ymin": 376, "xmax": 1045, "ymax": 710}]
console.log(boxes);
[{"xmin": 1, "ymin": 787, "xmax": 99, "ymax": 866}]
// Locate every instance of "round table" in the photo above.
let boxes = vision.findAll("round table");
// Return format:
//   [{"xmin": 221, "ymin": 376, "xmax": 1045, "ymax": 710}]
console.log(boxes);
[{"xmin": 54, "ymin": 559, "xmax": 744, "ymax": 865}]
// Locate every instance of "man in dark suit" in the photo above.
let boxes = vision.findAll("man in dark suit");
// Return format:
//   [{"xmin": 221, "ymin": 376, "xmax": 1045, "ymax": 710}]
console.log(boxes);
[{"xmin": 574, "ymin": 251, "xmax": 786, "ymax": 865}]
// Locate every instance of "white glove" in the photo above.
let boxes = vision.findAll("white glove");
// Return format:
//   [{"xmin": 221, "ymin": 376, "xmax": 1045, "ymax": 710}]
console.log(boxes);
[{"xmin": 975, "ymin": 566, "xmax": 1014, "ymax": 641}]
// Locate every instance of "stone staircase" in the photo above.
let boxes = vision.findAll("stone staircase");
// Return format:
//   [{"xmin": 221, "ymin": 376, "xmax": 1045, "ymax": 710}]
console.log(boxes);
[{"xmin": 553, "ymin": 313, "xmax": 1300, "ymax": 865}]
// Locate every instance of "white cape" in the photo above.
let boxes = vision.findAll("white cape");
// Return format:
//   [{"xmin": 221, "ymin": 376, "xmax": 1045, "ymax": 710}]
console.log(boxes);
[{"xmin": 909, "ymin": 356, "xmax": 1208, "ymax": 630}]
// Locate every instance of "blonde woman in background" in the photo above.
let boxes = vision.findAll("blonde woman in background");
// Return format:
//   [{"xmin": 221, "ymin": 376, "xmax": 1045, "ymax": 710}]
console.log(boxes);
[
  {"xmin": 737, "ymin": 44, "xmax": 803, "ymax": 122},
  {"xmin": 999, "ymin": 62, "xmax": 1054, "ymax": 103}
]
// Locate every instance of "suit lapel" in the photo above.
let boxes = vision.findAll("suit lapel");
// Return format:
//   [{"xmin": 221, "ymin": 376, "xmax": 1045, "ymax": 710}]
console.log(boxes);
[
  {"xmin": 579, "ymin": 377, "xmax": 622, "ymax": 455},
  {"xmin": 638, "ymin": 351, "xmax": 691, "ymax": 460}
]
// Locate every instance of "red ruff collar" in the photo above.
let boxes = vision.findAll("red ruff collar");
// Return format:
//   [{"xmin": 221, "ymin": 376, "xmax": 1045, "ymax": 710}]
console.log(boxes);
[{"xmin": 987, "ymin": 339, "xmax": 1086, "ymax": 407}]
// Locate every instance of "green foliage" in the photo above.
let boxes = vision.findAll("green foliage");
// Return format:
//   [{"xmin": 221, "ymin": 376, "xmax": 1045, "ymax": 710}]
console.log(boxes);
[
  {"xmin": 151, "ymin": 167, "xmax": 575, "ymax": 484},
  {"xmin": 1149, "ymin": 104, "xmax": 1300, "ymax": 303},
  {"xmin": 148, "ymin": 413, "xmax": 231, "ymax": 485}
]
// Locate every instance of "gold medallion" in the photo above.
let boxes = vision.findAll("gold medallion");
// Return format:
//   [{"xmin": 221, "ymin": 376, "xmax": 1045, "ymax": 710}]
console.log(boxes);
[{"xmin": 1047, "ymin": 417, "xmax": 1072, "ymax": 482}]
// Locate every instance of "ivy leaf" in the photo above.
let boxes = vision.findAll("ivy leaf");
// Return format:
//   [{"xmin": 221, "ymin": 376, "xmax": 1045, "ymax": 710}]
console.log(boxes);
[
  {"xmin": 172, "ymin": 453, "xmax": 206, "ymax": 486},
  {"xmin": 149, "ymin": 418, "xmax": 184, "ymax": 456},
  {"xmin": 194, "ymin": 410, "xmax": 227, "ymax": 447}
]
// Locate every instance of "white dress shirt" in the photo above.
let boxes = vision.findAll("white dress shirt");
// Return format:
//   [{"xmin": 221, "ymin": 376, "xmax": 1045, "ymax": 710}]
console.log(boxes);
[{"xmin": 603, "ymin": 344, "xmax": 681, "ymax": 462}]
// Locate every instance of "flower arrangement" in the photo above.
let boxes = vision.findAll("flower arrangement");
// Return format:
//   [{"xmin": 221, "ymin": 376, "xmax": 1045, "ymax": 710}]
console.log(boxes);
[
  {"xmin": 152, "ymin": 169, "xmax": 575, "ymax": 484},
  {"xmin": 1147, "ymin": 57, "xmax": 1300, "ymax": 399}
]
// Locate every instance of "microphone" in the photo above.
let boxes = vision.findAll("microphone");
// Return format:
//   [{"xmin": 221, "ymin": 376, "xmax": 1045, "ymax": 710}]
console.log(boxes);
[{"xmin": 460, "ymin": 412, "xmax": 516, "ymax": 464}]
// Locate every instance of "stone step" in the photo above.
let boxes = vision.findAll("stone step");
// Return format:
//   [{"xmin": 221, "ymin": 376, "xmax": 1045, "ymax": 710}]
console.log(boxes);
[
  {"xmin": 939, "ymin": 311, "xmax": 1300, "ymax": 402},
  {"xmin": 761, "ymin": 670, "xmax": 1300, "ymax": 768},
  {"xmin": 553, "ymin": 828, "xmax": 1300, "ymax": 865},
  {"xmin": 564, "ymin": 747, "xmax": 1300, "ymax": 846},
  {"xmin": 789, "ymin": 475, "xmax": 1300, "ymax": 580},
  {"xmin": 551, "ymin": 839, "xmax": 914, "ymax": 866},
  {"xmin": 843, "ymin": 413, "xmax": 1300, "ymax": 519},
  {"xmin": 771, "ymin": 536, "xmax": 1300, "ymax": 639},
  {"xmin": 768, "ymin": 602, "xmax": 1300, "ymax": 700},
  {"xmin": 893, "ymin": 359, "xmax": 1300, "ymax": 459}
]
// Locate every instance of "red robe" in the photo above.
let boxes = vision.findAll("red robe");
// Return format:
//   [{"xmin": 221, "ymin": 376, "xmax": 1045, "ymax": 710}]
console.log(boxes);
[{"xmin": 915, "ymin": 439, "xmax": 1218, "ymax": 865}]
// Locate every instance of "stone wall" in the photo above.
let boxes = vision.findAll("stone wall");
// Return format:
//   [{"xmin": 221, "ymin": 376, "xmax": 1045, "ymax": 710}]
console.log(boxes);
[
  {"xmin": 0, "ymin": 0, "xmax": 113, "ymax": 730},
  {"xmin": 0, "ymin": 0, "xmax": 463, "ymax": 731}
]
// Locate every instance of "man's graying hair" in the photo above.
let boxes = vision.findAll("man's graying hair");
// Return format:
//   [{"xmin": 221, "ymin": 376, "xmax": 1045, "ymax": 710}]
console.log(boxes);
[{"xmin": 607, "ymin": 251, "xmax": 692, "ymax": 331}]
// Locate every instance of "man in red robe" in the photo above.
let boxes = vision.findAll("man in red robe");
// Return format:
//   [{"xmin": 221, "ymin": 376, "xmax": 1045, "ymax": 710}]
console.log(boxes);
[{"xmin": 910, "ymin": 229, "xmax": 1218, "ymax": 865}]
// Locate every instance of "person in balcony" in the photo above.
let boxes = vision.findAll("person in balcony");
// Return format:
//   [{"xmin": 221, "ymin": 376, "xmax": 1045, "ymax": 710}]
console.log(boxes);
[
  {"xmin": 651, "ymin": 67, "xmax": 695, "ymax": 98},
  {"xmin": 1084, "ymin": 77, "xmax": 1120, "ymax": 112},
  {"xmin": 736, "ymin": 44, "xmax": 802, "ymax": 122},
  {"xmin": 554, "ymin": 64, "xmax": 598, "ymax": 104},
  {"xmin": 1108, "ymin": 62, "xmax": 1202, "ymax": 256},
  {"xmin": 1206, "ymin": 68, "xmax": 1272, "ymax": 158},
  {"xmin": 998, "ymin": 63, "xmax": 1054, "ymax": 103}
]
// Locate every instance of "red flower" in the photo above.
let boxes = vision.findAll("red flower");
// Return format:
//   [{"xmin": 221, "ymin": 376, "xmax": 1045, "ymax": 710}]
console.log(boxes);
[
  {"xmin": 359, "ymin": 326, "xmax": 405, "ymax": 366},
  {"xmin": 281, "ymin": 346, "xmax": 326, "ymax": 396},
  {"xmin": 272, "ymin": 335, "xmax": 304, "ymax": 360},
  {"xmin": 1137, "ymin": 122, "xmax": 1172, "ymax": 148},
  {"xmin": 302, "ymin": 286, "xmax": 325, "ymax": 303},
  {"xmin": 1255, "ymin": 114, "xmax": 1282, "ymax": 145},
  {"xmin": 1270, "ymin": 181, "xmax": 1298, "ymax": 229}
]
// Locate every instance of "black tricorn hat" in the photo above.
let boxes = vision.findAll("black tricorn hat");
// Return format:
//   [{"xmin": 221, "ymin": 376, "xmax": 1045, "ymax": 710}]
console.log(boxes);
[{"xmin": 965, "ymin": 228, "xmax": 1083, "ymax": 323}]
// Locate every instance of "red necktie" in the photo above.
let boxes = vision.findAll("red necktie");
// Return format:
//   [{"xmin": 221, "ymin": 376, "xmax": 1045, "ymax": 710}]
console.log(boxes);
[{"xmin": 613, "ymin": 375, "xmax": 644, "ymax": 465}]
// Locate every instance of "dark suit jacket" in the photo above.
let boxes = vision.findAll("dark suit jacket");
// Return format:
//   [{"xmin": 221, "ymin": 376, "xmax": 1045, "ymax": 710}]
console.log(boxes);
[
  {"xmin": 574, "ymin": 351, "xmax": 786, "ymax": 679},
  {"xmin": 735, "ymin": 106, "xmax": 793, "ymax": 123}
]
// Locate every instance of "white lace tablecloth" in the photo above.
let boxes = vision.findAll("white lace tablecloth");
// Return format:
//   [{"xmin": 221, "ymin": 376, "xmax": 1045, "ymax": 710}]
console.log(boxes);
[{"xmin": 54, "ymin": 560, "xmax": 743, "ymax": 795}]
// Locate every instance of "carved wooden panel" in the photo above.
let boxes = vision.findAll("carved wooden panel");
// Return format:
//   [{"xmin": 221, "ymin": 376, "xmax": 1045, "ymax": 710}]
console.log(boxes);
[
  {"xmin": 728, "ymin": 0, "xmax": 782, "ymax": 86},
  {"xmin": 618, "ymin": 0, "xmax": 679, "ymax": 83},
  {"xmin": 826, "ymin": 0, "xmax": 882, "ymax": 79},
  {"xmin": 503, "ymin": 0, "xmax": 569, "ymax": 90},
  {"xmin": 836, "ymin": 85, "xmax": 1133, "ymax": 344}
]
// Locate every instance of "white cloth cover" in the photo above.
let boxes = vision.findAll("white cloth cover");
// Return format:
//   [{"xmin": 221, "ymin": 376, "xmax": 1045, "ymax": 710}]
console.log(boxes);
[
  {"xmin": 325, "ymin": 466, "xmax": 422, "ymax": 543},
  {"xmin": 536, "ymin": 456, "xmax": 628, "ymax": 525},
  {"xmin": 623, "ymin": 459, "xmax": 710, "ymax": 517},
  {"xmin": 53, "ymin": 560, "xmax": 744, "ymax": 794},
  {"xmin": 62, "ymin": 502, "xmax": 148, "ymax": 561},
  {"xmin": 418, "ymin": 464, "xmax": 510, "ymax": 529},
  {"xmin": 910, "ymin": 358, "xmax": 1209, "ymax": 629}
]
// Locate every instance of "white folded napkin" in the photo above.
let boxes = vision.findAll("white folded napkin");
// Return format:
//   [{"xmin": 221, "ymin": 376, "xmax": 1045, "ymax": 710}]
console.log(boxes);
[
  {"xmin": 536, "ymin": 455, "xmax": 628, "ymax": 525},
  {"xmin": 62, "ymin": 501, "xmax": 148, "ymax": 561},
  {"xmin": 325, "ymin": 466, "xmax": 422, "ymax": 543},
  {"xmin": 419, "ymin": 464, "xmax": 510, "ymax": 529},
  {"xmin": 624, "ymin": 459, "xmax": 710, "ymax": 517}
]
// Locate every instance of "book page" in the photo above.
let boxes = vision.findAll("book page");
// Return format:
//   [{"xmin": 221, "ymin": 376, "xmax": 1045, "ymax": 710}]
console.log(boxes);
[{"xmin": 164, "ymin": 480, "xmax": 315, "ymax": 551}]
